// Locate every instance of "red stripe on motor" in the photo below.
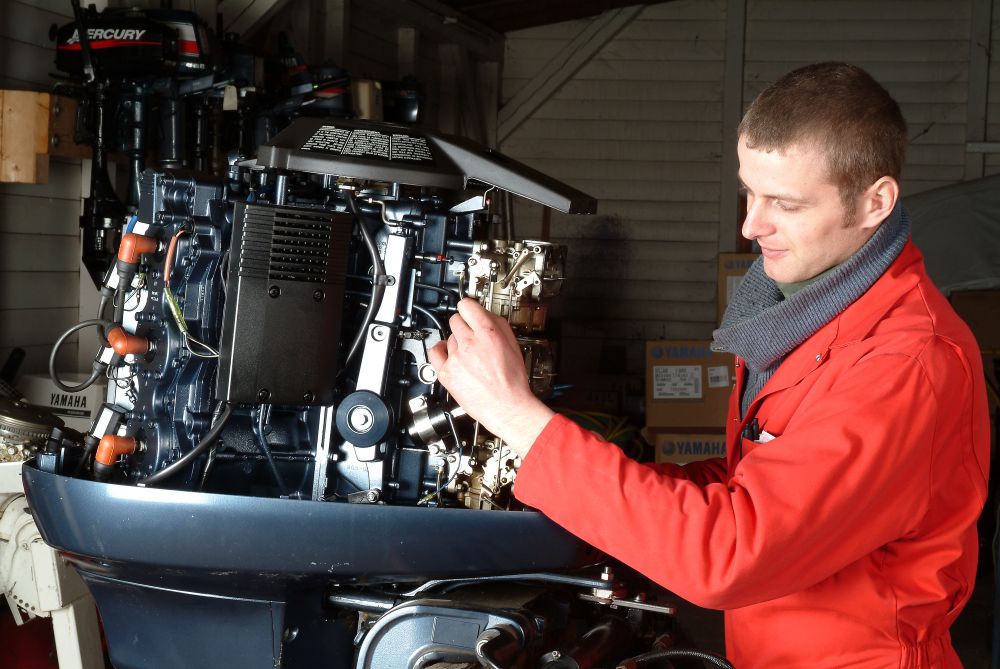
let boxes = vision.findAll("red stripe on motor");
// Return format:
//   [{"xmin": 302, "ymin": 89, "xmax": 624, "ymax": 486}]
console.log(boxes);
[{"xmin": 58, "ymin": 40, "xmax": 162, "ymax": 51}]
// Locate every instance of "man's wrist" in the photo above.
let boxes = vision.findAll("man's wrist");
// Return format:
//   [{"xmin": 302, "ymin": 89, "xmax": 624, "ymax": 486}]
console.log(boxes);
[{"xmin": 500, "ymin": 401, "xmax": 555, "ymax": 458}]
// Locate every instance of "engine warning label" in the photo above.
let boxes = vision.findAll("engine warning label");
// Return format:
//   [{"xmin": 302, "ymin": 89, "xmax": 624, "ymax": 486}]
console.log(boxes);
[
  {"xmin": 301, "ymin": 125, "xmax": 435, "ymax": 164},
  {"xmin": 653, "ymin": 365, "xmax": 702, "ymax": 399}
]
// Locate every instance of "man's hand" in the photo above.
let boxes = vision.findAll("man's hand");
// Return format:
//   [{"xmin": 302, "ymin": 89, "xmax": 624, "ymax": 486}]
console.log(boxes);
[{"xmin": 428, "ymin": 299, "xmax": 554, "ymax": 457}]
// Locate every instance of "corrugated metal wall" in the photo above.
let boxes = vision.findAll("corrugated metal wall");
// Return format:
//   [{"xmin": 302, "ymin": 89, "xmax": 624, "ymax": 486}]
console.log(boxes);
[
  {"xmin": 0, "ymin": 0, "xmax": 82, "ymax": 376},
  {"xmin": 500, "ymin": 0, "xmax": 992, "ymax": 384}
]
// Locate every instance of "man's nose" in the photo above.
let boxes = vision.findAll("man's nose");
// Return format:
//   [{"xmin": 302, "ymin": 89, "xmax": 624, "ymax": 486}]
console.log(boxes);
[{"xmin": 742, "ymin": 199, "xmax": 771, "ymax": 240}]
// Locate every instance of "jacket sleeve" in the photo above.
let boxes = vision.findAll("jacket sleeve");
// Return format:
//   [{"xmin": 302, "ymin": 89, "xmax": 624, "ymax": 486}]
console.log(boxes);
[
  {"xmin": 513, "ymin": 353, "xmax": 939, "ymax": 610},
  {"xmin": 646, "ymin": 459, "xmax": 729, "ymax": 487}
]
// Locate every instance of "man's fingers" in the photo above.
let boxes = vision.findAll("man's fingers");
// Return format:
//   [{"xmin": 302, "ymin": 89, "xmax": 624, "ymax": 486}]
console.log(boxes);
[
  {"xmin": 448, "ymin": 311, "xmax": 474, "ymax": 341},
  {"xmin": 456, "ymin": 298, "xmax": 520, "ymax": 347},
  {"xmin": 427, "ymin": 340, "xmax": 448, "ymax": 371},
  {"xmin": 456, "ymin": 298, "xmax": 497, "ymax": 331}
]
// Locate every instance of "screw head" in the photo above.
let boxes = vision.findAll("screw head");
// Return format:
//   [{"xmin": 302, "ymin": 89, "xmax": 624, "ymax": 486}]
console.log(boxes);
[
  {"xmin": 313, "ymin": 289, "xmax": 324, "ymax": 301},
  {"xmin": 268, "ymin": 285, "xmax": 281, "ymax": 298},
  {"xmin": 257, "ymin": 388, "xmax": 270, "ymax": 401},
  {"xmin": 302, "ymin": 392, "xmax": 314, "ymax": 403}
]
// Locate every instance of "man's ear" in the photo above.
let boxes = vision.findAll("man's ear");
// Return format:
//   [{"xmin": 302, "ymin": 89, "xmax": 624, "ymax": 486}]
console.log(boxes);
[{"xmin": 856, "ymin": 176, "xmax": 899, "ymax": 230}]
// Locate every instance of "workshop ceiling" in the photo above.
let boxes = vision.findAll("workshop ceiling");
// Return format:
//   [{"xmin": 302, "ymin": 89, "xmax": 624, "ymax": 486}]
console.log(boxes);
[{"xmin": 438, "ymin": 0, "xmax": 673, "ymax": 33}]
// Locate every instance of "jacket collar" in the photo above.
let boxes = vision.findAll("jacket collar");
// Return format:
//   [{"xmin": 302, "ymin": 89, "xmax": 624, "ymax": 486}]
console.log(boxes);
[{"xmin": 743, "ymin": 239, "xmax": 924, "ymax": 416}]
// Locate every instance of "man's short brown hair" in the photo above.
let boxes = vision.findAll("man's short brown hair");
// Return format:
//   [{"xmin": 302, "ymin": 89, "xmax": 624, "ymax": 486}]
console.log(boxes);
[{"xmin": 738, "ymin": 62, "xmax": 907, "ymax": 206}]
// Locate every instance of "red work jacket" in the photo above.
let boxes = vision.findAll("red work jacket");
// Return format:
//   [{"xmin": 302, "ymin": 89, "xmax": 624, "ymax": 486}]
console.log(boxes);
[{"xmin": 514, "ymin": 242, "xmax": 989, "ymax": 668}]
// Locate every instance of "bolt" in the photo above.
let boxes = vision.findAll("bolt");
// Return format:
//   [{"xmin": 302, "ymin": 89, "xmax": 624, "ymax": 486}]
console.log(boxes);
[
  {"xmin": 366, "ymin": 490, "xmax": 380, "ymax": 503},
  {"xmin": 257, "ymin": 388, "xmax": 270, "ymax": 401},
  {"xmin": 313, "ymin": 289, "xmax": 324, "ymax": 301},
  {"xmin": 268, "ymin": 285, "xmax": 281, "ymax": 298},
  {"xmin": 372, "ymin": 326, "xmax": 387, "ymax": 341},
  {"xmin": 348, "ymin": 405, "xmax": 374, "ymax": 432},
  {"xmin": 302, "ymin": 392, "xmax": 314, "ymax": 403}
]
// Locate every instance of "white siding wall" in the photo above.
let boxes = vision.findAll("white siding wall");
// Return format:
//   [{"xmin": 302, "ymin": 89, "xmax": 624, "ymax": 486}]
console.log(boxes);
[
  {"xmin": 0, "ymin": 0, "xmax": 82, "ymax": 376},
  {"xmin": 501, "ymin": 0, "xmax": 989, "ymax": 381}
]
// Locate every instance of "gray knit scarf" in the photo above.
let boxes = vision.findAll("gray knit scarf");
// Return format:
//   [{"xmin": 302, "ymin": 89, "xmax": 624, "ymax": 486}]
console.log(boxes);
[{"xmin": 712, "ymin": 203, "xmax": 911, "ymax": 417}]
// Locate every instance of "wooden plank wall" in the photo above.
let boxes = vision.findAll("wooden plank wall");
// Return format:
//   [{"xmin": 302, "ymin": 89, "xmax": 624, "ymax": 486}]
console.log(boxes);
[
  {"xmin": 745, "ymin": 0, "xmax": 973, "ymax": 197},
  {"xmin": 501, "ymin": 0, "xmax": 985, "ymax": 383},
  {"xmin": 0, "ymin": 0, "xmax": 82, "ymax": 375},
  {"xmin": 984, "ymin": 0, "xmax": 1000, "ymax": 174},
  {"xmin": 502, "ymin": 0, "xmax": 726, "ymax": 379}
]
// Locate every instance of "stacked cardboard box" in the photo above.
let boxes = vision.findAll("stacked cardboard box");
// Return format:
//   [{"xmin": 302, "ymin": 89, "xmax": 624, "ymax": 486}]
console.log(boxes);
[
  {"xmin": 717, "ymin": 253, "xmax": 759, "ymax": 325},
  {"xmin": 644, "ymin": 254, "xmax": 757, "ymax": 464},
  {"xmin": 645, "ymin": 340, "xmax": 734, "ymax": 464}
]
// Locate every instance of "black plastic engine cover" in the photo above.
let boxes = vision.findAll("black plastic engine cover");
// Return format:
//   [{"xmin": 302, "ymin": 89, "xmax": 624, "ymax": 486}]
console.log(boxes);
[
  {"xmin": 216, "ymin": 201, "xmax": 352, "ymax": 405},
  {"xmin": 55, "ymin": 14, "xmax": 178, "ymax": 78}
]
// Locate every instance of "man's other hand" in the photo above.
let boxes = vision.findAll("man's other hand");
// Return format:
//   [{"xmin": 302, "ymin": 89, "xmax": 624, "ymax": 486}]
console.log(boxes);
[{"xmin": 428, "ymin": 299, "xmax": 554, "ymax": 457}]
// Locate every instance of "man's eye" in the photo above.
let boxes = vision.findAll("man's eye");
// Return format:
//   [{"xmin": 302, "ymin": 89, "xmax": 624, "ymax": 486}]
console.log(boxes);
[{"xmin": 774, "ymin": 200, "xmax": 799, "ymax": 212}]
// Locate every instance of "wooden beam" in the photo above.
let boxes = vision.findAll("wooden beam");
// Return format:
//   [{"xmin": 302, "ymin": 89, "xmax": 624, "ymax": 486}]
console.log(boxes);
[
  {"xmin": 317, "ymin": 0, "xmax": 350, "ymax": 66},
  {"xmin": 457, "ymin": 50, "xmax": 487, "ymax": 143},
  {"xmin": 477, "ymin": 61, "xmax": 501, "ymax": 148},
  {"xmin": 398, "ymin": 27, "xmax": 419, "ymax": 79},
  {"xmin": 365, "ymin": 0, "xmax": 504, "ymax": 62},
  {"xmin": 964, "ymin": 0, "xmax": 993, "ymax": 181},
  {"xmin": 439, "ymin": 44, "xmax": 462, "ymax": 135},
  {"xmin": 219, "ymin": 0, "xmax": 290, "ymax": 37},
  {"xmin": 0, "ymin": 91, "xmax": 50, "ymax": 185},
  {"xmin": 191, "ymin": 0, "xmax": 219, "ymax": 29},
  {"xmin": 497, "ymin": 6, "xmax": 643, "ymax": 146},
  {"xmin": 718, "ymin": 0, "xmax": 747, "ymax": 254}
]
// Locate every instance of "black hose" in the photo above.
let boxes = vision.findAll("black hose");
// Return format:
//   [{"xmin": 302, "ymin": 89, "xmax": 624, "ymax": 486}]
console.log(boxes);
[
  {"xmin": 112, "ymin": 284, "xmax": 126, "ymax": 326},
  {"xmin": 343, "ymin": 192, "xmax": 387, "ymax": 366},
  {"xmin": 415, "ymin": 282, "xmax": 461, "ymax": 304},
  {"xmin": 412, "ymin": 304, "xmax": 444, "ymax": 331},
  {"xmin": 475, "ymin": 626, "xmax": 521, "ymax": 669},
  {"xmin": 253, "ymin": 405, "xmax": 290, "ymax": 497},
  {"xmin": 617, "ymin": 648, "xmax": 736, "ymax": 669},
  {"xmin": 139, "ymin": 403, "xmax": 232, "ymax": 485},
  {"xmin": 49, "ymin": 319, "xmax": 112, "ymax": 393}
]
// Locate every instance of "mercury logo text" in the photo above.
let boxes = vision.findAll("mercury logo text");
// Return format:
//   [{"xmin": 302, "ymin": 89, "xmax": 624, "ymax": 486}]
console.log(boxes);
[{"xmin": 67, "ymin": 29, "xmax": 148, "ymax": 45}]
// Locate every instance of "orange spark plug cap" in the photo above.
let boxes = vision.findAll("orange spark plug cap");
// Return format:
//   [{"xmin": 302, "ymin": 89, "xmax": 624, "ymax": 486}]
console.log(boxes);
[
  {"xmin": 107, "ymin": 327, "xmax": 150, "ymax": 356},
  {"xmin": 117, "ymin": 233, "xmax": 158, "ymax": 265},
  {"xmin": 95, "ymin": 435, "xmax": 138, "ymax": 467}
]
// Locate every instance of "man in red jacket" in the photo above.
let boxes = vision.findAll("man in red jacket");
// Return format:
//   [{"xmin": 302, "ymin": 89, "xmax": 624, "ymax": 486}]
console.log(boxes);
[{"xmin": 428, "ymin": 62, "xmax": 990, "ymax": 668}]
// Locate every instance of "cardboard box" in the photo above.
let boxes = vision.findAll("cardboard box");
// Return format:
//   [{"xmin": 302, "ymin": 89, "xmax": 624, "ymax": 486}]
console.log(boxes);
[
  {"xmin": 17, "ymin": 374, "xmax": 106, "ymax": 433},
  {"xmin": 717, "ymin": 253, "xmax": 760, "ymax": 325},
  {"xmin": 653, "ymin": 432, "xmax": 727, "ymax": 464},
  {"xmin": 645, "ymin": 340, "xmax": 734, "ymax": 430}
]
